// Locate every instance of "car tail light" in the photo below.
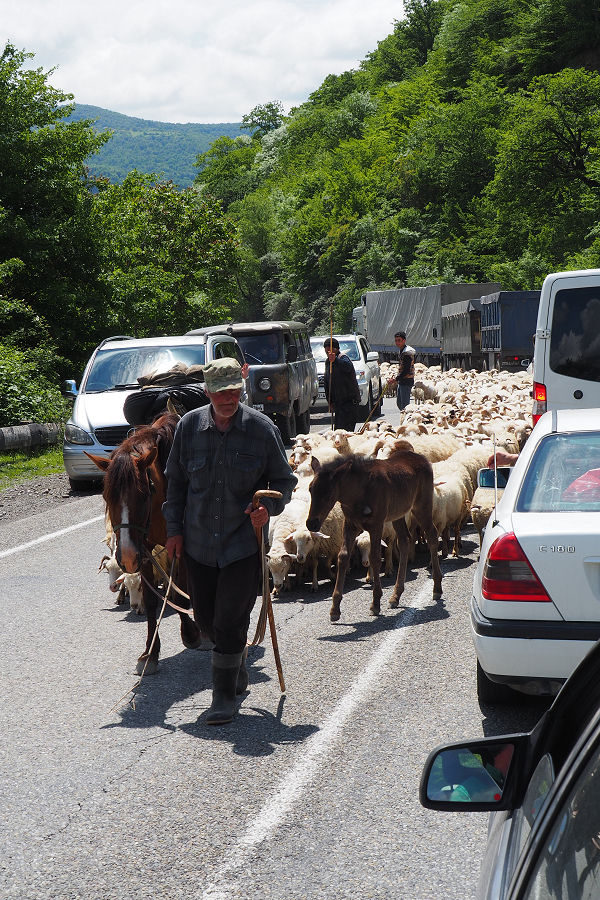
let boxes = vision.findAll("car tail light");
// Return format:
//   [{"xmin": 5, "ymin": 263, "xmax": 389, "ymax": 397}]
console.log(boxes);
[
  {"xmin": 482, "ymin": 533, "xmax": 551, "ymax": 602},
  {"xmin": 532, "ymin": 382, "xmax": 547, "ymax": 424}
]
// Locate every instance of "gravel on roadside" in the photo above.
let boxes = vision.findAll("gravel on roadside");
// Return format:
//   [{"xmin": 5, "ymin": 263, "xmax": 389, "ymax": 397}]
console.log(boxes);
[{"xmin": 0, "ymin": 473, "xmax": 101, "ymax": 524}]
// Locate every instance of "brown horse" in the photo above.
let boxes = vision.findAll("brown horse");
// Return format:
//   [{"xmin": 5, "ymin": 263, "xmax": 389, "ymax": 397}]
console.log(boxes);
[
  {"xmin": 87, "ymin": 412, "xmax": 203, "ymax": 674},
  {"xmin": 306, "ymin": 449, "xmax": 442, "ymax": 622}
]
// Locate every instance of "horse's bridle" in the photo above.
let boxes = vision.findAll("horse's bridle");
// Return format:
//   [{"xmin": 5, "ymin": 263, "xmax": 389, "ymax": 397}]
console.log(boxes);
[{"xmin": 113, "ymin": 472, "xmax": 156, "ymax": 564}]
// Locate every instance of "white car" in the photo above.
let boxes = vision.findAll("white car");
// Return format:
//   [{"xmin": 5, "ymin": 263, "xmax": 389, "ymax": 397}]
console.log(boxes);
[
  {"xmin": 472, "ymin": 407, "xmax": 600, "ymax": 703},
  {"xmin": 310, "ymin": 334, "xmax": 381, "ymax": 417},
  {"xmin": 63, "ymin": 333, "xmax": 247, "ymax": 488}
]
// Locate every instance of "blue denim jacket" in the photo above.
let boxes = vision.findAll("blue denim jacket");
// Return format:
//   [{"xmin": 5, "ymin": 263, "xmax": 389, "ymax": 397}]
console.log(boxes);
[{"xmin": 163, "ymin": 404, "xmax": 296, "ymax": 566}]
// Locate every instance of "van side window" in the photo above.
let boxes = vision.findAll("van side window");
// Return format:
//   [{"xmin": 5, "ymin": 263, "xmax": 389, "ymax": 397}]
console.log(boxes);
[
  {"xmin": 214, "ymin": 341, "xmax": 243, "ymax": 364},
  {"xmin": 550, "ymin": 287, "xmax": 600, "ymax": 383}
]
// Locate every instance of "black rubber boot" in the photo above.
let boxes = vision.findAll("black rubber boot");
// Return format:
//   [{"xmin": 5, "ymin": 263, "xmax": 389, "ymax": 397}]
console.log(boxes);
[
  {"xmin": 205, "ymin": 651, "xmax": 242, "ymax": 725},
  {"xmin": 236, "ymin": 646, "xmax": 249, "ymax": 695}
]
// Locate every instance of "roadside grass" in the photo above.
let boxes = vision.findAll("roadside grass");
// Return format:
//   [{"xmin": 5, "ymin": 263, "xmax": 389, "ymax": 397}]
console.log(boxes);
[{"xmin": 0, "ymin": 446, "xmax": 65, "ymax": 490}]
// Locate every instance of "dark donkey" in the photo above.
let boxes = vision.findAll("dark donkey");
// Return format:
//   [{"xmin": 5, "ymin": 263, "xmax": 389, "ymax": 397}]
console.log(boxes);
[
  {"xmin": 87, "ymin": 412, "xmax": 203, "ymax": 674},
  {"xmin": 306, "ymin": 448, "xmax": 442, "ymax": 622}
]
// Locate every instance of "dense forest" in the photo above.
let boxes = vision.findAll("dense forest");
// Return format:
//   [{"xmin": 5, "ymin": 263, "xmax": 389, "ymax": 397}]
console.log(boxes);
[
  {"xmin": 2, "ymin": 0, "xmax": 600, "ymax": 425},
  {"xmin": 67, "ymin": 105, "xmax": 242, "ymax": 187}
]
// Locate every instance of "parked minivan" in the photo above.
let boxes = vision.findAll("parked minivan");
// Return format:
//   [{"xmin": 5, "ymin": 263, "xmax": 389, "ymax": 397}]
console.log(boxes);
[
  {"xmin": 187, "ymin": 321, "xmax": 318, "ymax": 442},
  {"xmin": 533, "ymin": 268, "xmax": 600, "ymax": 423},
  {"xmin": 63, "ymin": 332, "xmax": 247, "ymax": 487}
]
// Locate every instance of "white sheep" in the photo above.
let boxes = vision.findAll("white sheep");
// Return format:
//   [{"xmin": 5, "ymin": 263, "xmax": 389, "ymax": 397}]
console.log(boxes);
[
  {"xmin": 115, "ymin": 571, "xmax": 145, "ymax": 615},
  {"xmin": 283, "ymin": 502, "xmax": 344, "ymax": 592}
]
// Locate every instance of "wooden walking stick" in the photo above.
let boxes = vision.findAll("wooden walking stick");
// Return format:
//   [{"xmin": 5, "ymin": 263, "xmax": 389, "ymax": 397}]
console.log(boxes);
[
  {"xmin": 328, "ymin": 302, "xmax": 335, "ymax": 431},
  {"xmin": 249, "ymin": 488, "xmax": 285, "ymax": 692}
]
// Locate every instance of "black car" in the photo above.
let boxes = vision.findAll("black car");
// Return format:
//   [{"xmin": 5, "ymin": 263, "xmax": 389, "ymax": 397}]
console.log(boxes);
[{"xmin": 420, "ymin": 639, "xmax": 600, "ymax": 898}]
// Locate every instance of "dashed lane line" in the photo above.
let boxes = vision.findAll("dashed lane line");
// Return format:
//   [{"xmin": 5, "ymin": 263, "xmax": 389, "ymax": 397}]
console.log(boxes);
[{"xmin": 201, "ymin": 579, "xmax": 433, "ymax": 900}]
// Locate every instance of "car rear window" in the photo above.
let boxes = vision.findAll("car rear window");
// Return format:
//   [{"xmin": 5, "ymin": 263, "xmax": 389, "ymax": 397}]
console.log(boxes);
[
  {"xmin": 310, "ymin": 339, "xmax": 360, "ymax": 362},
  {"xmin": 85, "ymin": 344, "xmax": 206, "ymax": 391},
  {"xmin": 517, "ymin": 432, "xmax": 600, "ymax": 512},
  {"xmin": 550, "ymin": 286, "xmax": 600, "ymax": 382}
]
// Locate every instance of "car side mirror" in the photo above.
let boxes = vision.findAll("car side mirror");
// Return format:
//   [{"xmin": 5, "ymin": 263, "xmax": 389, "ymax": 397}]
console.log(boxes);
[
  {"xmin": 286, "ymin": 346, "xmax": 298, "ymax": 363},
  {"xmin": 366, "ymin": 351, "xmax": 379, "ymax": 362},
  {"xmin": 420, "ymin": 735, "xmax": 527, "ymax": 811},
  {"xmin": 62, "ymin": 379, "xmax": 78, "ymax": 398}
]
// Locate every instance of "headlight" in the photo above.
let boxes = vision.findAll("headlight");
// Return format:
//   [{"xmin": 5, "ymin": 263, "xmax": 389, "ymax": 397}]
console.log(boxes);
[
  {"xmin": 64, "ymin": 423, "xmax": 94, "ymax": 445},
  {"xmin": 258, "ymin": 377, "xmax": 271, "ymax": 391}
]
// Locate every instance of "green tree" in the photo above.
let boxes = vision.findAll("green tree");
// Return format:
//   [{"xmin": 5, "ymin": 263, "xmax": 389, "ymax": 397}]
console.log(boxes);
[
  {"xmin": 0, "ymin": 43, "xmax": 109, "ymax": 367},
  {"xmin": 483, "ymin": 68, "xmax": 600, "ymax": 264},
  {"xmin": 241, "ymin": 101, "xmax": 285, "ymax": 138},
  {"xmin": 90, "ymin": 172, "xmax": 241, "ymax": 338},
  {"xmin": 194, "ymin": 135, "xmax": 258, "ymax": 207}
]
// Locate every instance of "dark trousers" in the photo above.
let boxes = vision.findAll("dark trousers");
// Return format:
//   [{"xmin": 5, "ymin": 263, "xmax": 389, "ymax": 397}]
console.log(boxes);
[
  {"xmin": 185, "ymin": 551, "xmax": 261, "ymax": 654},
  {"xmin": 333, "ymin": 401, "xmax": 358, "ymax": 432}
]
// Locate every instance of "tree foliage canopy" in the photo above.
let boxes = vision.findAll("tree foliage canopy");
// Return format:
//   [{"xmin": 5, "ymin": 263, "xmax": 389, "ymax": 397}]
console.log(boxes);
[
  {"xmin": 194, "ymin": 0, "xmax": 600, "ymax": 332},
  {"xmin": 4, "ymin": 0, "xmax": 600, "ymax": 408}
]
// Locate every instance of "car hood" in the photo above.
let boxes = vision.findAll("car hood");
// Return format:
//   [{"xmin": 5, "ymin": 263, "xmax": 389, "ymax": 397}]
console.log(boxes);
[{"xmin": 72, "ymin": 390, "xmax": 137, "ymax": 431}]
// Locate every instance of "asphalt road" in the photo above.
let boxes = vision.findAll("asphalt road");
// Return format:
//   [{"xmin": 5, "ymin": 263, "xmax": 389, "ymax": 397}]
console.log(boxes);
[{"xmin": 0, "ymin": 397, "xmax": 549, "ymax": 900}]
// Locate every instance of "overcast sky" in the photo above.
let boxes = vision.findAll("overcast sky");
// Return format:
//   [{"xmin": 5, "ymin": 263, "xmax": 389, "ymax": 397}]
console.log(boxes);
[{"xmin": 4, "ymin": 0, "xmax": 404, "ymax": 123}]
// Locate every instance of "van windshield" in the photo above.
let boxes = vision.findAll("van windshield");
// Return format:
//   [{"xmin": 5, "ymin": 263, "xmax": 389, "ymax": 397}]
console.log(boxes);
[
  {"xmin": 550, "ymin": 287, "xmax": 600, "ymax": 382},
  {"xmin": 84, "ymin": 344, "xmax": 206, "ymax": 391},
  {"xmin": 236, "ymin": 333, "xmax": 282, "ymax": 365}
]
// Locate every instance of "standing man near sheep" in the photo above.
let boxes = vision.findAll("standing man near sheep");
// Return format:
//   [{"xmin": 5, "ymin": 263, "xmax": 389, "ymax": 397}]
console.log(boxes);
[
  {"xmin": 163, "ymin": 358, "xmax": 296, "ymax": 725},
  {"xmin": 323, "ymin": 337, "xmax": 362, "ymax": 432},
  {"xmin": 392, "ymin": 331, "xmax": 415, "ymax": 411}
]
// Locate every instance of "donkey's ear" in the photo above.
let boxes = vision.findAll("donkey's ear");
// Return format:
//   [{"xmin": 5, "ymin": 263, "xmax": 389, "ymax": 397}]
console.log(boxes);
[
  {"xmin": 85, "ymin": 451, "xmax": 110, "ymax": 471},
  {"xmin": 311, "ymin": 456, "xmax": 321, "ymax": 474}
]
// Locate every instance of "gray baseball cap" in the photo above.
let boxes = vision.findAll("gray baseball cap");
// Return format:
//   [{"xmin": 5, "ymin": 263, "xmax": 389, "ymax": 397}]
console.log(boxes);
[{"xmin": 202, "ymin": 358, "xmax": 244, "ymax": 393}]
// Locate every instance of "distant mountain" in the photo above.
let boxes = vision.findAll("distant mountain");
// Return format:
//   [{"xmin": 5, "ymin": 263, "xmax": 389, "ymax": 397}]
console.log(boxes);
[{"xmin": 67, "ymin": 105, "xmax": 243, "ymax": 188}]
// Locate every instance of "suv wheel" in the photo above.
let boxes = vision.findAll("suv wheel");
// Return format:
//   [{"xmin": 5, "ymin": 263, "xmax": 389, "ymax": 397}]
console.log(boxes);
[
  {"xmin": 359, "ymin": 386, "xmax": 373, "ymax": 420},
  {"xmin": 295, "ymin": 408, "xmax": 310, "ymax": 435},
  {"xmin": 277, "ymin": 411, "xmax": 297, "ymax": 445}
]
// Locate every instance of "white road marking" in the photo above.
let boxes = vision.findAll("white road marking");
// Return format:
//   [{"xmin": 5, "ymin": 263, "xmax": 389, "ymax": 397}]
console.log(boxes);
[
  {"xmin": 201, "ymin": 580, "xmax": 433, "ymax": 899},
  {"xmin": 0, "ymin": 515, "xmax": 104, "ymax": 559}
]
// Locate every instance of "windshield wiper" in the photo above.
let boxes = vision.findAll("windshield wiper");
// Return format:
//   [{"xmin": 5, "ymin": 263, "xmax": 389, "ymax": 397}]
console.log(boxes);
[{"xmin": 111, "ymin": 383, "xmax": 140, "ymax": 390}]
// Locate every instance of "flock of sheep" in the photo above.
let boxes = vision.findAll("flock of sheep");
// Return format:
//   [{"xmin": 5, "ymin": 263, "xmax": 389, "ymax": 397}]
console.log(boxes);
[
  {"xmin": 99, "ymin": 362, "xmax": 533, "ymax": 616},
  {"xmin": 266, "ymin": 362, "xmax": 533, "ymax": 598}
]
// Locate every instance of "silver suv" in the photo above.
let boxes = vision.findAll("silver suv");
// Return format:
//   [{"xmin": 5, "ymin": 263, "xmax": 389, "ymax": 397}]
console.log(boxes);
[
  {"xmin": 63, "ymin": 333, "xmax": 247, "ymax": 488},
  {"xmin": 310, "ymin": 334, "xmax": 381, "ymax": 418}
]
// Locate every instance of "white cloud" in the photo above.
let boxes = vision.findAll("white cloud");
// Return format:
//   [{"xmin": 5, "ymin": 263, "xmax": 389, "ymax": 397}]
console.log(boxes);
[{"xmin": 3, "ymin": 0, "xmax": 404, "ymax": 122}]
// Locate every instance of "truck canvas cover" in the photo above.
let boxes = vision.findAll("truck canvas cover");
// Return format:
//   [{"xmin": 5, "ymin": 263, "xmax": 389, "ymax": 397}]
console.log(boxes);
[
  {"xmin": 441, "ymin": 298, "xmax": 481, "ymax": 355},
  {"xmin": 362, "ymin": 283, "xmax": 500, "ymax": 354}
]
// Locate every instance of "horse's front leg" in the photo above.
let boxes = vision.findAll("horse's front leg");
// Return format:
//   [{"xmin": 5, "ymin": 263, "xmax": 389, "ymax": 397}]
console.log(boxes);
[
  {"xmin": 389, "ymin": 518, "xmax": 410, "ymax": 608},
  {"xmin": 330, "ymin": 521, "xmax": 359, "ymax": 622},
  {"xmin": 136, "ymin": 561, "xmax": 160, "ymax": 674},
  {"xmin": 367, "ymin": 526, "xmax": 384, "ymax": 615}
]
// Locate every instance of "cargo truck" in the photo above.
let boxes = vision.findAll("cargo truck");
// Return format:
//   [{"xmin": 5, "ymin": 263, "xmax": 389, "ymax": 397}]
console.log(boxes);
[
  {"xmin": 479, "ymin": 290, "xmax": 540, "ymax": 371},
  {"xmin": 352, "ymin": 283, "xmax": 500, "ymax": 363}
]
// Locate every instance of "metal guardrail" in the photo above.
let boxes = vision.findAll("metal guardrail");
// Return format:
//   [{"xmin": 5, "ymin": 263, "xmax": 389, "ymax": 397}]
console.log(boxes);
[{"xmin": 0, "ymin": 423, "xmax": 62, "ymax": 452}]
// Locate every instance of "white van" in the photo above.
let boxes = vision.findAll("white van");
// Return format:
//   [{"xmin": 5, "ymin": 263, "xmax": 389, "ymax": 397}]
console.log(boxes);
[{"xmin": 533, "ymin": 268, "xmax": 600, "ymax": 423}]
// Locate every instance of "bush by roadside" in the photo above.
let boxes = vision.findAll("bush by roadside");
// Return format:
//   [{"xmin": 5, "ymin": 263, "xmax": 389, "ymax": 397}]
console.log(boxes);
[{"xmin": 0, "ymin": 344, "xmax": 71, "ymax": 428}]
